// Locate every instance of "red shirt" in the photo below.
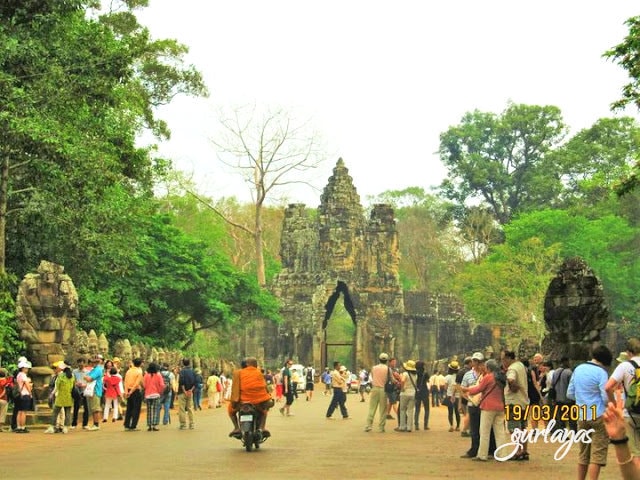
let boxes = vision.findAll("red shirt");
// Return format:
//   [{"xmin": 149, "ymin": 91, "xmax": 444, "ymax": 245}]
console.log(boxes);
[
  {"xmin": 104, "ymin": 375, "xmax": 121, "ymax": 398},
  {"xmin": 467, "ymin": 373, "xmax": 504, "ymax": 411}
]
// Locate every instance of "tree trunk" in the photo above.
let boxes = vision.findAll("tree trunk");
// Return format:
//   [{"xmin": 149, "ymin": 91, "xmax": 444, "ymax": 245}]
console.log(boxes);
[
  {"xmin": 255, "ymin": 199, "xmax": 266, "ymax": 286},
  {"xmin": 0, "ymin": 155, "xmax": 8, "ymax": 274}
]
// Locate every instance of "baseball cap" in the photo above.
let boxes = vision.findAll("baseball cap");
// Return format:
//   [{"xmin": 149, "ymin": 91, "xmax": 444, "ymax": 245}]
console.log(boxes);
[
  {"xmin": 379, "ymin": 353, "xmax": 389, "ymax": 361},
  {"xmin": 472, "ymin": 352, "xmax": 485, "ymax": 362}
]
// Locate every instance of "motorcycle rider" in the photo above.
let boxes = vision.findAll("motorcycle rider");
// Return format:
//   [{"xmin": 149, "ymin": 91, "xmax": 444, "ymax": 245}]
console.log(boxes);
[{"xmin": 228, "ymin": 357, "xmax": 273, "ymax": 437}]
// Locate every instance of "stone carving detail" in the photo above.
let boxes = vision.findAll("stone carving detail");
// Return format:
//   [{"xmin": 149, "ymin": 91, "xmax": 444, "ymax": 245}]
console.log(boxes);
[
  {"xmin": 543, "ymin": 257, "xmax": 609, "ymax": 362},
  {"xmin": 15, "ymin": 261, "xmax": 79, "ymax": 367}
]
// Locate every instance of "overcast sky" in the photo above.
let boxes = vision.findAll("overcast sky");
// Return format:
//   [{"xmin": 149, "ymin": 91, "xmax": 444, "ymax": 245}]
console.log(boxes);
[{"xmin": 138, "ymin": 1, "xmax": 639, "ymax": 207}]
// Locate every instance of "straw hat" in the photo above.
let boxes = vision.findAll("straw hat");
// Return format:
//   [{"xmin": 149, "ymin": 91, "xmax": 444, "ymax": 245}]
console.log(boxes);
[
  {"xmin": 448, "ymin": 360, "xmax": 460, "ymax": 371},
  {"xmin": 403, "ymin": 360, "xmax": 416, "ymax": 371}
]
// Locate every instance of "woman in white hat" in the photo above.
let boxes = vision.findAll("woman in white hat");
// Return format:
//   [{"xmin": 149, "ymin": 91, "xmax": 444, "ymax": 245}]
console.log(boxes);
[
  {"xmin": 14, "ymin": 360, "xmax": 33, "ymax": 433},
  {"xmin": 396, "ymin": 360, "xmax": 418, "ymax": 432}
]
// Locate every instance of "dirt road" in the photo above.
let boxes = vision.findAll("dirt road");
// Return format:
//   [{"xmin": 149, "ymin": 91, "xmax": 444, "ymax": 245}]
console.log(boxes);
[{"xmin": 0, "ymin": 392, "xmax": 626, "ymax": 479}]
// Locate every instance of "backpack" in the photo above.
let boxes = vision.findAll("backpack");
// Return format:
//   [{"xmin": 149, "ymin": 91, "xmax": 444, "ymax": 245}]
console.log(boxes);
[
  {"xmin": 624, "ymin": 360, "xmax": 640, "ymax": 415},
  {"xmin": 362, "ymin": 371, "xmax": 370, "ymax": 383},
  {"xmin": 160, "ymin": 370, "xmax": 172, "ymax": 398},
  {"xmin": 306, "ymin": 369, "xmax": 313, "ymax": 382}
]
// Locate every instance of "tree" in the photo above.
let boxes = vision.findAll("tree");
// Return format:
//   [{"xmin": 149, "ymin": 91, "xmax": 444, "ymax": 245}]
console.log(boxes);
[
  {"xmin": 368, "ymin": 187, "xmax": 463, "ymax": 292},
  {"xmin": 209, "ymin": 105, "xmax": 326, "ymax": 286},
  {"xmin": 552, "ymin": 117, "xmax": 640, "ymax": 209},
  {"xmin": 455, "ymin": 237, "xmax": 561, "ymax": 345},
  {"xmin": 439, "ymin": 103, "xmax": 567, "ymax": 224},
  {"xmin": 604, "ymin": 16, "xmax": 640, "ymax": 195},
  {"xmin": 0, "ymin": 0, "xmax": 207, "ymax": 276}
]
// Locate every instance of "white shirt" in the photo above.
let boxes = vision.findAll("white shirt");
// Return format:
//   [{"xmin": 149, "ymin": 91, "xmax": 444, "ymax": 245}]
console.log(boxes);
[{"xmin": 610, "ymin": 356, "xmax": 640, "ymax": 417}]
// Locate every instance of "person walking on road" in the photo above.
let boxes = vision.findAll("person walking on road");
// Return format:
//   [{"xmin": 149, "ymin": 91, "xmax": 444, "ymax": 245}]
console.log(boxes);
[{"xmin": 326, "ymin": 362, "xmax": 349, "ymax": 419}]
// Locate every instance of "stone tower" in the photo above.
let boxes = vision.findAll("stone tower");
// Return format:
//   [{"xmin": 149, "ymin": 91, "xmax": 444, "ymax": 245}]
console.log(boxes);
[{"xmin": 266, "ymin": 159, "xmax": 404, "ymax": 369}]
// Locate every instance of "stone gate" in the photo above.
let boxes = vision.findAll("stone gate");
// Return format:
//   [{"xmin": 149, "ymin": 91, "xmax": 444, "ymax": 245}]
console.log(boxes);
[{"xmin": 245, "ymin": 159, "xmax": 491, "ymax": 369}]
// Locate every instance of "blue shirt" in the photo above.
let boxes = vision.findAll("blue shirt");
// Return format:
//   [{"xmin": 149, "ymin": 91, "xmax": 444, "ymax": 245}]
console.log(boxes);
[
  {"xmin": 87, "ymin": 365, "xmax": 104, "ymax": 398},
  {"xmin": 567, "ymin": 361, "xmax": 608, "ymax": 419}
]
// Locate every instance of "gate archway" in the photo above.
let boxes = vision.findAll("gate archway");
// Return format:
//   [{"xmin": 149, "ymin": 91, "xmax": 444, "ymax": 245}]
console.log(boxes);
[{"xmin": 321, "ymin": 281, "xmax": 357, "ymax": 369}]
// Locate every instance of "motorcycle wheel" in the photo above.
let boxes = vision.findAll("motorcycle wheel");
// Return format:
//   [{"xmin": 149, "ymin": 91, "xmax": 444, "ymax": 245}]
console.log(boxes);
[{"xmin": 243, "ymin": 431, "xmax": 253, "ymax": 452}]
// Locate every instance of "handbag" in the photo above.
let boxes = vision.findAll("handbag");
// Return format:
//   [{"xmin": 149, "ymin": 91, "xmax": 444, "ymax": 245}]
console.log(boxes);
[
  {"xmin": 83, "ymin": 381, "xmax": 96, "ymax": 398},
  {"xmin": 384, "ymin": 368, "xmax": 396, "ymax": 394}
]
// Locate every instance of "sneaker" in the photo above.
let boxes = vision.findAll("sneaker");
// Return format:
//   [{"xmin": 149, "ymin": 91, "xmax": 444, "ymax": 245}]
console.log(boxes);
[
  {"xmin": 179, "ymin": 425, "xmax": 187, "ymax": 430},
  {"xmin": 62, "ymin": 427, "xmax": 68, "ymax": 434},
  {"xmin": 364, "ymin": 426, "xmax": 372, "ymax": 432},
  {"xmin": 70, "ymin": 426, "xmax": 76, "ymax": 430},
  {"xmin": 82, "ymin": 426, "xmax": 89, "ymax": 430},
  {"xmin": 461, "ymin": 431, "xmax": 471, "ymax": 437},
  {"xmin": 44, "ymin": 426, "xmax": 55, "ymax": 434},
  {"xmin": 86, "ymin": 425, "xmax": 100, "ymax": 431}
]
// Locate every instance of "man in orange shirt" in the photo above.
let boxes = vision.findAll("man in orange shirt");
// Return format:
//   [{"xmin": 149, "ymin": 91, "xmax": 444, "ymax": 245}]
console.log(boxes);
[{"xmin": 228, "ymin": 357, "xmax": 273, "ymax": 437}]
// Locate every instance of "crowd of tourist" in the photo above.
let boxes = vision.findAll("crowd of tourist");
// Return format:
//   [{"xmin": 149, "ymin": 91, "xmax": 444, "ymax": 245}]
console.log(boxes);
[{"xmin": 4, "ymin": 339, "xmax": 640, "ymax": 480}]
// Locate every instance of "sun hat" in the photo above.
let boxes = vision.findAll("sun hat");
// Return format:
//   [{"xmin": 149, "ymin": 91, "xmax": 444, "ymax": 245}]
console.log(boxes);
[
  {"xmin": 339, "ymin": 365, "xmax": 347, "ymax": 372},
  {"xmin": 55, "ymin": 362, "xmax": 69, "ymax": 370},
  {"xmin": 403, "ymin": 360, "xmax": 416, "ymax": 371},
  {"xmin": 18, "ymin": 360, "xmax": 32, "ymax": 369},
  {"xmin": 379, "ymin": 353, "xmax": 389, "ymax": 361},
  {"xmin": 617, "ymin": 351, "xmax": 630, "ymax": 363},
  {"xmin": 448, "ymin": 360, "xmax": 460, "ymax": 370},
  {"xmin": 472, "ymin": 352, "xmax": 485, "ymax": 362},
  {"xmin": 112, "ymin": 357, "xmax": 121, "ymax": 363}
]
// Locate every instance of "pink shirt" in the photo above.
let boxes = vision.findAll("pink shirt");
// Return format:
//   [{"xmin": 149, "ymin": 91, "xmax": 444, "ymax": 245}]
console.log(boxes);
[
  {"xmin": 371, "ymin": 363, "xmax": 391, "ymax": 388},
  {"xmin": 143, "ymin": 372, "xmax": 165, "ymax": 399},
  {"xmin": 467, "ymin": 373, "xmax": 504, "ymax": 411}
]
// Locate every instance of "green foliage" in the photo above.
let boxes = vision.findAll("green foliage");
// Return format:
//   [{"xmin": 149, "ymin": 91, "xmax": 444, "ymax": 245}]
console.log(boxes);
[
  {"xmin": 505, "ymin": 209, "xmax": 640, "ymax": 324},
  {"xmin": 0, "ymin": 272, "xmax": 24, "ymax": 363},
  {"xmin": 439, "ymin": 103, "xmax": 567, "ymax": 224},
  {"xmin": 455, "ymin": 237, "xmax": 561, "ymax": 343}
]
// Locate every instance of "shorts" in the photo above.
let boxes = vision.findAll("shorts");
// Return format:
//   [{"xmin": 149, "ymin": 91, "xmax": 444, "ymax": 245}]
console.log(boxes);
[
  {"xmin": 506, "ymin": 404, "xmax": 528, "ymax": 432},
  {"xmin": 305, "ymin": 382, "xmax": 314, "ymax": 391},
  {"xmin": 88, "ymin": 395, "xmax": 102, "ymax": 413},
  {"xmin": 387, "ymin": 390, "xmax": 399, "ymax": 404},
  {"xmin": 16, "ymin": 394, "xmax": 33, "ymax": 412},
  {"xmin": 284, "ymin": 391, "xmax": 294, "ymax": 406},
  {"xmin": 578, "ymin": 417, "xmax": 607, "ymax": 466}
]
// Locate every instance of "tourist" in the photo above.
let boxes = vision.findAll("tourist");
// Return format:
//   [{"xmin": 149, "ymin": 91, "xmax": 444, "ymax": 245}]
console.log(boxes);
[
  {"xmin": 606, "ymin": 337, "xmax": 640, "ymax": 458},
  {"xmin": 413, "ymin": 360, "xmax": 430, "ymax": 431},
  {"xmin": 123, "ymin": 357, "xmax": 144, "ymax": 431},
  {"xmin": 84, "ymin": 356, "xmax": 104, "ymax": 431},
  {"xmin": 456, "ymin": 357, "xmax": 472, "ymax": 436},
  {"xmin": 549, "ymin": 356, "xmax": 576, "ymax": 432},
  {"xmin": 365, "ymin": 353, "xmax": 392, "ymax": 433},
  {"xmin": 304, "ymin": 364, "xmax": 315, "ymax": 401},
  {"xmin": 143, "ymin": 362, "xmax": 165, "ymax": 431},
  {"xmin": 159, "ymin": 363, "xmax": 174, "ymax": 424},
  {"xmin": 321, "ymin": 367, "xmax": 331, "ymax": 396},
  {"xmin": 325, "ymin": 362, "xmax": 349, "ymax": 419},
  {"xmin": 429, "ymin": 370, "xmax": 440, "ymax": 407},
  {"xmin": 71, "ymin": 358, "xmax": 89, "ymax": 430},
  {"xmin": 206, "ymin": 369, "xmax": 220, "ymax": 409},
  {"xmin": 502, "ymin": 350, "xmax": 530, "ymax": 460},
  {"xmin": 192, "ymin": 368, "xmax": 203, "ymax": 411},
  {"xmin": 264, "ymin": 369, "xmax": 274, "ymax": 402},
  {"xmin": 527, "ymin": 353, "xmax": 544, "ymax": 430},
  {"xmin": 385, "ymin": 357, "xmax": 401, "ymax": 421},
  {"xmin": 396, "ymin": 359, "xmax": 417, "ymax": 432},
  {"xmin": 463, "ymin": 359, "xmax": 508, "ymax": 462},
  {"xmin": 437, "ymin": 370, "xmax": 447, "ymax": 405},
  {"xmin": 279, "ymin": 359, "xmax": 295, "ymax": 417},
  {"xmin": 171, "ymin": 366, "xmax": 180, "ymax": 408},
  {"xmin": 567, "ymin": 345, "xmax": 613, "ymax": 480},
  {"xmin": 103, "ymin": 366, "xmax": 122, "ymax": 423},
  {"xmin": 178, "ymin": 358, "xmax": 197, "ymax": 430},
  {"xmin": 602, "ymin": 397, "xmax": 640, "ymax": 480},
  {"xmin": 358, "ymin": 366, "xmax": 370, "ymax": 402},
  {"xmin": 445, "ymin": 360, "xmax": 461, "ymax": 432},
  {"xmin": 112, "ymin": 357, "xmax": 125, "ymax": 419},
  {"xmin": 14, "ymin": 359, "xmax": 33, "ymax": 433},
  {"xmin": 460, "ymin": 352, "xmax": 487, "ymax": 458},
  {"xmin": 291, "ymin": 367, "xmax": 300, "ymax": 399},
  {"xmin": 0, "ymin": 368, "xmax": 8, "ymax": 431},
  {"xmin": 45, "ymin": 363, "xmax": 74, "ymax": 434}
]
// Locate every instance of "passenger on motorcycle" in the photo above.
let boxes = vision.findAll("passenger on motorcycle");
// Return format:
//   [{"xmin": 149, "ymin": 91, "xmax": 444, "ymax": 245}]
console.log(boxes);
[{"xmin": 228, "ymin": 357, "xmax": 273, "ymax": 437}]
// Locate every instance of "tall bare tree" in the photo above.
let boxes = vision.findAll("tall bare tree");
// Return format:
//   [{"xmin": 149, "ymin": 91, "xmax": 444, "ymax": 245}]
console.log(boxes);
[{"xmin": 210, "ymin": 105, "xmax": 326, "ymax": 286}]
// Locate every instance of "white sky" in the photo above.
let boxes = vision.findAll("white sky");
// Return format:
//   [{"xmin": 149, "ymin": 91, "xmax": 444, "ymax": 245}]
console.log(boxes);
[{"xmin": 138, "ymin": 1, "xmax": 639, "ymax": 207}]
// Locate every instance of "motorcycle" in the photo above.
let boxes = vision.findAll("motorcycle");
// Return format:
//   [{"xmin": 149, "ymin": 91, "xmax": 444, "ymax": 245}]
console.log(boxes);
[{"xmin": 232, "ymin": 403, "xmax": 270, "ymax": 451}]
